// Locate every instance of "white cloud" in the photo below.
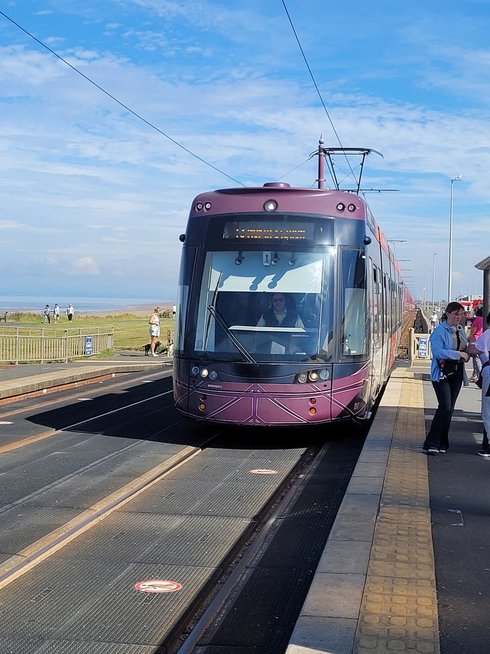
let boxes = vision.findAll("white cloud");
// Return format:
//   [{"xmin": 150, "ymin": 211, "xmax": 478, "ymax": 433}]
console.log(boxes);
[{"xmin": 71, "ymin": 256, "xmax": 100, "ymax": 276}]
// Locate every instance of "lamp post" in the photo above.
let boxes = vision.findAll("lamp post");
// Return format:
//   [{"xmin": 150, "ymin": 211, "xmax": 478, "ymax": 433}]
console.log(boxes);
[
  {"xmin": 431, "ymin": 252, "xmax": 438, "ymax": 308},
  {"xmin": 448, "ymin": 176, "xmax": 462, "ymax": 302}
]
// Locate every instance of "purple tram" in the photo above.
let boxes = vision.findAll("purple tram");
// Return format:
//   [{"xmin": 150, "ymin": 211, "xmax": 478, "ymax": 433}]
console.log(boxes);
[{"xmin": 173, "ymin": 180, "xmax": 404, "ymax": 426}]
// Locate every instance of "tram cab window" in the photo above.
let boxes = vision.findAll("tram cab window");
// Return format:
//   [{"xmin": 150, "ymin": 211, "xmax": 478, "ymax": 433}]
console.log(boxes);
[
  {"xmin": 193, "ymin": 250, "xmax": 334, "ymax": 360},
  {"xmin": 341, "ymin": 249, "xmax": 367, "ymax": 357}
]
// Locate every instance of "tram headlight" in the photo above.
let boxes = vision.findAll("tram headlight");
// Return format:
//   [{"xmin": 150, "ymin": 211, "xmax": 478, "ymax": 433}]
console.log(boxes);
[
  {"xmin": 191, "ymin": 366, "xmax": 200, "ymax": 376},
  {"xmin": 200, "ymin": 368, "xmax": 209, "ymax": 378},
  {"xmin": 336, "ymin": 202, "xmax": 345, "ymax": 212},
  {"xmin": 208, "ymin": 370, "xmax": 218, "ymax": 380},
  {"xmin": 348, "ymin": 203, "xmax": 356, "ymax": 212},
  {"xmin": 296, "ymin": 372, "xmax": 308, "ymax": 383},
  {"xmin": 319, "ymin": 368, "xmax": 330, "ymax": 380},
  {"xmin": 264, "ymin": 199, "xmax": 278, "ymax": 212},
  {"xmin": 204, "ymin": 202, "xmax": 212, "ymax": 211},
  {"xmin": 308, "ymin": 371, "xmax": 319, "ymax": 382}
]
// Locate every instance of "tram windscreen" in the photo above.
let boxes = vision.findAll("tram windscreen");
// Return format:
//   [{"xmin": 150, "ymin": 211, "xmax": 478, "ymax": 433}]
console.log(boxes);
[{"xmin": 193, "ymin": 250, "xmax": 334, "ymax": 361}]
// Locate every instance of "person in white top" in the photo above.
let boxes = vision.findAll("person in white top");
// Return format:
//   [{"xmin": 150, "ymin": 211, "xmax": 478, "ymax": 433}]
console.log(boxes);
[
  {"xmin": 429, "ymin": 311, "xmax": 438, "ymax": 332},
  {"xmin": 468, "ymin": 313, "xmax": 490, "ymax": 458},
  {"xmin": 148, "ymin": 307, "xmax": 160, "ymax": 357},
  {"xmin": 468, "ymin": 310, "xmax": 490, "ymax": 457}
]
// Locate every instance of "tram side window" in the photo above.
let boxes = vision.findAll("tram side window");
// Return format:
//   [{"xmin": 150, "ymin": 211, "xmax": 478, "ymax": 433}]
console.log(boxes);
[
  {"xmin": 384, "ymin": 274, "xmax": 389, "ymax": 335},
  {"xmin": 372, "ymin": 264, "xmax": 381, "ymax": 342},
  {"xmin": 341, "ymin": 249, "xmax": 367, "ymax": 356},
  {"xmin": 174, "ymin": 245, "xmax": 197, "ymax": 353}
]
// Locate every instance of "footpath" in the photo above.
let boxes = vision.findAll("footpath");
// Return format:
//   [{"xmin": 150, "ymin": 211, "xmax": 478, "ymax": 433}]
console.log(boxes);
[
  {"xmin": 0, "ymin": 351, "xmax": 172, "ymax": 405},
  {"xmin": 0, "ymin": 358, "xmax": 488, "ymax": 653}
]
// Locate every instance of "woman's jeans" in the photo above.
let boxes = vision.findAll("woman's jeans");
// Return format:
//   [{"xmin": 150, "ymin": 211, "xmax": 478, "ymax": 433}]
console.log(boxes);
[
  {"xmin": 473, "ymin": 354, "xmax": 482, "ymax": 376},
  {"xmin": 424, "ymin": 371, "xmax": 463, "ymax": 451}
]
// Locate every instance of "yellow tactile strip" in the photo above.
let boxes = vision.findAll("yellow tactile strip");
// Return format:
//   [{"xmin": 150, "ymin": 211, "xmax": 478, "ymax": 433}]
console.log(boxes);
[{"xmin": 354, "ymin": 371, "xmax": 440, "ymax": 653}]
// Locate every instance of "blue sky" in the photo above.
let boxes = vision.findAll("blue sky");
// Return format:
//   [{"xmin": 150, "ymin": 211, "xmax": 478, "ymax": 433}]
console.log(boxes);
[{"xmin": 1, "ymin": 0, "xmax": 490, "ymax": 304}]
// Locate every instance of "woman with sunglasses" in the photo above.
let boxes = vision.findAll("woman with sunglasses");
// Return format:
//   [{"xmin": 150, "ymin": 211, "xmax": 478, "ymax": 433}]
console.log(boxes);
[{"xmin": 423, "ymin": 302, "xmax": 470, "ymax": 455}]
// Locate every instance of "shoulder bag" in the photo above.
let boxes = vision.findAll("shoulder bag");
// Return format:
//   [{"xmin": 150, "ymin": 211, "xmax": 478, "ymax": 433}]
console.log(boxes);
[
  {"xmin": 476, "ymin": 360, "xmax": 490, "ymax": 389},
  {"xmin": 438, "ymin": 359, "xmax": 462, "ymax": 379}
]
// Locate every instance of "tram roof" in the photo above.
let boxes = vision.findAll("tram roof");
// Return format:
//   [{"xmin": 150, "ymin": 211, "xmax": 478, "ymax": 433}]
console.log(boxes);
[{"xmin": 190, "ymin": 185, "xmax": 400, "ymax": 268}]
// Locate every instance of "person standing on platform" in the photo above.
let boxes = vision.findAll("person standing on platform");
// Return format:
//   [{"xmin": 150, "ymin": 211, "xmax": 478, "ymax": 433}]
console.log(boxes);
[
  {"xmin": 67, "ymin": 304, "xmax": 74, "ymax": 321},
  {"xmin": 423, "ymin": 302, "xmax": 470, "ymax": 455},
  {"xmin": 429, "ymin": 310, "xmax": 438, "ymax": 332},
  {"xmin": 53, "ymin": 304, "xmax": 60, "ymax": 322},
  {"xmin": 148, "ymin": 307, "xmax": 160, "ymax": 357},
  {"xmin": 468, "ymin": 310, "xmax": 490, "ymax": 457},
  {"xmin": 468, "ymin": 306, "xmax": 484, "ymax": 382}
]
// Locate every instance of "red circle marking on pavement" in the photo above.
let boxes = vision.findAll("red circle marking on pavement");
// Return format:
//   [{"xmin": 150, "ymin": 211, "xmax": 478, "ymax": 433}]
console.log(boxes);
[
  {"xmin": 250, "ymin": 469, "xmax": 278, "ymax": 475},
  {"xmin": 135, "ymin": 579, "xmax": 182, "ymax": 593}
]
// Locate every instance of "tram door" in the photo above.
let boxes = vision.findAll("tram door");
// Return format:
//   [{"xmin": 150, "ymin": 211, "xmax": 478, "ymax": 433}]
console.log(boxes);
[{"xmin": 368, "ymin": 259, "xmax": 383, "ymax": 395}]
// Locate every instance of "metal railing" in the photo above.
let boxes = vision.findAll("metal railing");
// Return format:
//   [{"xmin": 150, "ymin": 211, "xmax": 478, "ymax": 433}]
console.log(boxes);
[{"xmin": 0, "ymin": 327, "xmax": 114, "ymax": 364}]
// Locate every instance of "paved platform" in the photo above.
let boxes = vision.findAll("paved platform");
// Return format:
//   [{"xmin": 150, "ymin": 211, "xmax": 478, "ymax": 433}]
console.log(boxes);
[
  {"xmin": 287, "ymin": 362, "xmax": 488, "ymax": 654},
  {"xmin": 0, "ymin": 351, "xmax": 172, "ymax": 404},
  {"xmin": 1, "ymin": 359, "xmax": 487, "ymax": 653}
]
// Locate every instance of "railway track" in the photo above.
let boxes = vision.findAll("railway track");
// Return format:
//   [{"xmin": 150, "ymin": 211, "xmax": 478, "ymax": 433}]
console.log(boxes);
[
  {"xmin": 398, "ymin": 309, "xmax": 416, "ymax": 359},
  {"xmin": 0, "ymin": 370, "xmax": 365, "ymax": 653}
]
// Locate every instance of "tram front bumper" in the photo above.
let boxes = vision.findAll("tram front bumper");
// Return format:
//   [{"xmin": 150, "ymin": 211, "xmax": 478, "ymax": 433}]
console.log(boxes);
[{"xmin": 174, "ymin": 379, "xmax": 367, "ymax": 426}]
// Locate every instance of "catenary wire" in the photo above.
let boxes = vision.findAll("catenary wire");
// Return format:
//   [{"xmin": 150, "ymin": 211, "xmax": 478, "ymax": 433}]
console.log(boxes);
[
  {"xmin": 0, "ymin": 9, "xmax": 245, "ymax": 187},
  {"xmin": 281, "ymin": 0, "xmax": 357, "ymax": 187}
]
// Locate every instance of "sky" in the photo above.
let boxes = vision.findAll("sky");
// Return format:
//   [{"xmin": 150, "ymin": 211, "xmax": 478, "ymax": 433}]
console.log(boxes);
[{"xmin": 1, "ymin": 0, "xmax": 490, "ymax": 305}]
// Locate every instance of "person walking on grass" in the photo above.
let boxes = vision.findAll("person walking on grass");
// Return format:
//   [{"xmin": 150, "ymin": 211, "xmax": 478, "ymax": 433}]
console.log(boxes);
[
  {"xmin": 43, "ymin": 305, "xmax": 51, "ymax": 324},
  {"xmin": 422, "ymin": 302, "xmax": 470, "ymax": 455}
]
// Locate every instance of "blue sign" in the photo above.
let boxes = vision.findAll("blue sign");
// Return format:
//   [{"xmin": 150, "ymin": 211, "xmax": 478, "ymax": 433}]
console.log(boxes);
[
  {"xmin": 419, "ymin": 336, "xmax": 428, "ymax": 358},
  {"xmin": 85, "ymin": 335, "xmax": 93, "ymax": 356}
]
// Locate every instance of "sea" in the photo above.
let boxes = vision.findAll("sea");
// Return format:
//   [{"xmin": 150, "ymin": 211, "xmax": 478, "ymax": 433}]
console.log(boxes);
[{"xmin": 0, "ymin": 295, "xmax": 172, "ymax": 314}]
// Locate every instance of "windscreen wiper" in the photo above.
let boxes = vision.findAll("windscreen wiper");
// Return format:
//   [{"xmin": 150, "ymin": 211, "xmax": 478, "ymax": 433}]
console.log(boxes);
[{"xmin": 206, "ymin": 304, "xmax": 258, "ymax": 365}]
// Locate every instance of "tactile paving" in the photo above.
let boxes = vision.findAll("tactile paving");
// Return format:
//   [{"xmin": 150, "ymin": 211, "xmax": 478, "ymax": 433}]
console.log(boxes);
[{"xmin": 354, "ymin": 369, "xmax": 440, "ymax": 653}]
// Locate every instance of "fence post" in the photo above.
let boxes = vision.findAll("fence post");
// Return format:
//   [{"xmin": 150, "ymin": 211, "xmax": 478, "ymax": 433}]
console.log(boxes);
[
  {"xmin": 63, "ymin": 330, "xmax": 68, "ymax": 362},
  {"xmin": 15, "ymin": 327, "xmax": 19, "ymax": 365}
]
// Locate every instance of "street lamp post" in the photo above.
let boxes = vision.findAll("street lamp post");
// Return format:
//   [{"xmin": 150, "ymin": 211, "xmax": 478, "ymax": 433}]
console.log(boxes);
[
  {"xmin": 448, "ymin": 176, "xmax": 462, "ymax": 302},
  {"xmin": 432, "ymin": 252, "xmax": 438, "ymax": 308}
]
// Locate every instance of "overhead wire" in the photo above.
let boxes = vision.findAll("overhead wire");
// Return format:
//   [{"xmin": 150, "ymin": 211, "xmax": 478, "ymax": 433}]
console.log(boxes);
[
  {"xmin": 0, "ymin": 9, "xmax": 245, "ymax": 187},
  {"xmin": 280, "ymin": 0, "xmax": 358, "ymax": 187}
]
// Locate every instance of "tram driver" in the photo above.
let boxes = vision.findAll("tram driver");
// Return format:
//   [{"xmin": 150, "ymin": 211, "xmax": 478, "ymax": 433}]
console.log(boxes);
[{"xmin": 257, "ymin": 293, "xmax": 305, "ymax": 329}]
